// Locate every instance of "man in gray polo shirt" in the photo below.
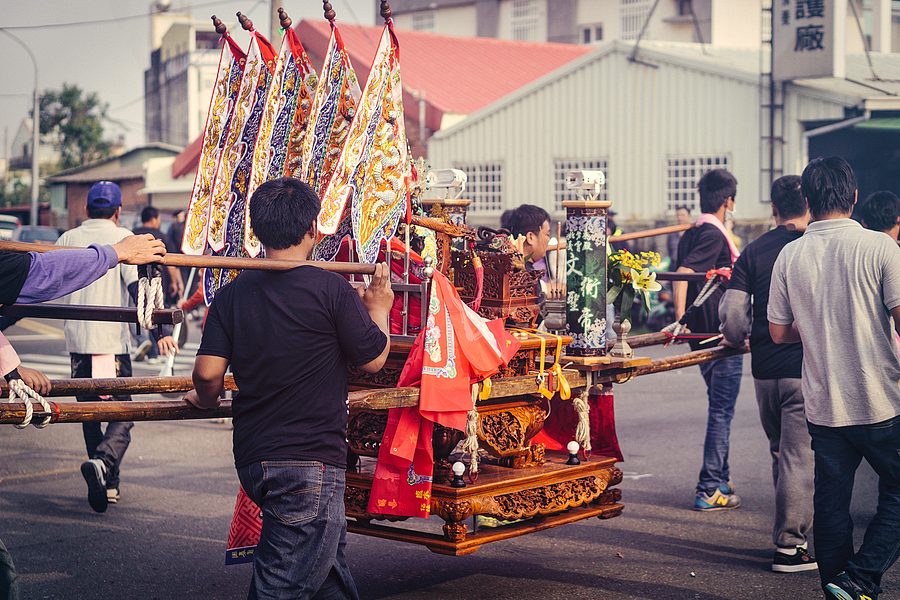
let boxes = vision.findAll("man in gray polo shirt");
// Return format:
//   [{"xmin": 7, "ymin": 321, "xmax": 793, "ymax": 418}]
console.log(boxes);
[
  {"xmin": 768, "ymin": 157, "xmax": 900, "ymax": 600},
  {"xmin": 57, "ymin": 181, "xmax": 177, "ymax": 514}
]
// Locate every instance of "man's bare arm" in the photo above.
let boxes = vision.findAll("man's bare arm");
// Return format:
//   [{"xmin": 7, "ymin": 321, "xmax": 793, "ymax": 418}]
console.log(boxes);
[
  {"xmin": 769, "ymin": 322, "xmax": 801, "ymax": 344},
  {"xmin": 673, "ymin": 266, "xmax": 694, "ymax": 320},
  {"xmin": 186, "ymin": 355, "xmax": 230, "ymax": 409}
]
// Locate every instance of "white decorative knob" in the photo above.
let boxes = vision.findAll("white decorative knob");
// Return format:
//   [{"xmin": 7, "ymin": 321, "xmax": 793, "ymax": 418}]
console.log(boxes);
[
  {"xmin": 567, "ymin": 441, "xmax": 580, "ymax": 455},
  {"xmin": 452, "ymin": 461, "xmax": 466, "ymax": 476}
]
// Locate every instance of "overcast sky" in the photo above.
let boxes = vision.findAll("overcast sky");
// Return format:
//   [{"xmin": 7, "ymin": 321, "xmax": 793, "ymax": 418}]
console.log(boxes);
[{"xmin": 0, "ymin": 0, "xmax": 375, "ymax": 157}]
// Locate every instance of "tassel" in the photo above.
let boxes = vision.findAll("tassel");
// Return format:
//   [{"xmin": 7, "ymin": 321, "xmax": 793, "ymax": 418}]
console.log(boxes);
[
  {"xmin": 472, "ymin": 249, "xmax": 484, "ymax": 312},
  {"xmin": 462, "ymin": 384, "xmax": 480, "ymax": 474},
  {"xmin": 573, "ymin": 389, "xmax": 592, "ymax": 455}
]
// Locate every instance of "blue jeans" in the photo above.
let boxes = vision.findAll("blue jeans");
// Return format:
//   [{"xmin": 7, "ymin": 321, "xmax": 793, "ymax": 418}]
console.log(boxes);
[
  {"xmin": 237, "ymin": 461, "xmax": 358, "ymax": 600},
  {"xmin": 696, "ymin": 354, "xmax": 744, "ymax": 494},
  {"xmin": 808, "ymin": 415, "xmax": 900, "ymax": 596}
]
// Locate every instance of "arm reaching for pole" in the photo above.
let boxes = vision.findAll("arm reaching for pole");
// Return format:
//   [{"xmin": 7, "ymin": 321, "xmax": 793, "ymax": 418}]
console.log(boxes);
[
  {"xmin": 356, "ymin": 262, "xmax": 393, "ymax": 373},
  {"xmin": 186, "ymin": 355, "xmax": 229, "ymax": 409}
]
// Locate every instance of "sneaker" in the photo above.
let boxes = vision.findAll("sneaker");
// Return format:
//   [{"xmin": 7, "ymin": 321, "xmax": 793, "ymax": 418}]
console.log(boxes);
[
  {"xmin": 772, "ymin": 546, "xmax": 818, "ymax": 573},
  {"xmin": 720, "ymin": 481, "xmax": 735, "ymax": 495},
  {"xmin": 106, "ymin": 488, "xmax": 120, "ymax": 505},
  {"xmin": 80, "ymin": 459, "xmax": 109, "ymax": 513},
  {"xmin": 825, "ymin": 572, "xmax": 875, "ymax": 600},
  {"xmin": 133, "ymin": 339, "xmax": 152, "ymax": 362},
  {"xmin": 146, "ymin": 356, "xmax": 162, "ymax": 365},
  {"xmin": 693, "ymin": 488, "xmax": 741, "ymax": 511}
]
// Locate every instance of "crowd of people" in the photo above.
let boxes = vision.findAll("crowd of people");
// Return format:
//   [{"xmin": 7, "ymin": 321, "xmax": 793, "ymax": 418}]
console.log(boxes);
[{"xmin": 1, "ymin": 157, "xmax": 898, "ymax": 599}]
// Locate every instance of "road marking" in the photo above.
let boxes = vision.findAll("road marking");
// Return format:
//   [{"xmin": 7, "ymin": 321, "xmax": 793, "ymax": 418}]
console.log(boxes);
[
  {"xmin": 0, "ymin": 467, "xmax": 78, "ymax": 484},
  {"xmin": 3, "ymin": 334, "xmax": 61, "ymax": 342},
  {"xmin": 621, "ymin": 471, "xmax": 655, "ymax": 481},
  {"xmin": 15, "ymin": 319, "xmax": 65, "ymax": 339},
  {"xmin": 159, "ymin": 532, "xmax": 226, "ymax": 545}
]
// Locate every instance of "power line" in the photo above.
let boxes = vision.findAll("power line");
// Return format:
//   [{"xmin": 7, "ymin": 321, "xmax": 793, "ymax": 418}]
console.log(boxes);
[{"xmin": 0, "ymin": 0, "xmax": 229, "ymax": 31}]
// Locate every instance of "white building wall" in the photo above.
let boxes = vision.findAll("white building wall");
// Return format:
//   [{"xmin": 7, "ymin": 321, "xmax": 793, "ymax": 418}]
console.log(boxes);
[
  {"xmin": 497, "ymin": 0, "xmax": 549, "ymax": 41},
  {"xmin": 711, "ymin": 0, "xmax": 763, "ymax": 48},
  {"xmin": 394, "ymin": 5, "xmax": 479, "ymax": 36},
  {"xmin": 429, "ymin": 44, "xmax": 860, "ymax": 225}
]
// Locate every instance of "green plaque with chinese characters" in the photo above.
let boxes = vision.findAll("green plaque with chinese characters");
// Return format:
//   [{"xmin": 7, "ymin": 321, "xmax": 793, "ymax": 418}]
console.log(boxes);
[{"xmin": 563, "ymin": 201, "xmax": 610, "ymax": 356}]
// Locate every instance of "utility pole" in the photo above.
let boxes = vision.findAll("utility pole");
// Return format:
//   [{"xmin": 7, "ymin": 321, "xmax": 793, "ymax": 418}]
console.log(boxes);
[{"xmin": 1, "ymin": 30, "xmax": 40, "ymax": 225}]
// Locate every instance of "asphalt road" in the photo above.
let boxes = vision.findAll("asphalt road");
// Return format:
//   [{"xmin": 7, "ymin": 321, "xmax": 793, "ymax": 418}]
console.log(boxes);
[{"xmin": 1, "ymin": 318, "xmax": 894, "ymax": 600}]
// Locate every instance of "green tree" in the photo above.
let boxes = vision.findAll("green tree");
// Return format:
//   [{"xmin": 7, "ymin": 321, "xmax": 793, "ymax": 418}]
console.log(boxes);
[{"xmin": 38, "ymin": 83, "xmax": 112, "ymax": 171}]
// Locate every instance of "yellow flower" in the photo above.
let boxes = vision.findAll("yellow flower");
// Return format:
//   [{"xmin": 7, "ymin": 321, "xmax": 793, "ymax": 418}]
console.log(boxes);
[{"xmin": 630, "ymin": 268, "xmax": 662, "ymax": 293}]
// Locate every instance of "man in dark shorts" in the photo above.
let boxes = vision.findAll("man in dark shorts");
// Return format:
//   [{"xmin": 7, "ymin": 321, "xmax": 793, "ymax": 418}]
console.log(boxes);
[
  {"xmin": 185, "ymin": 177, "xmax": 392, "ymax": 599},
  {"xmin": 673, "ymin": 168, "xmax": 744, "ymax": 511}
]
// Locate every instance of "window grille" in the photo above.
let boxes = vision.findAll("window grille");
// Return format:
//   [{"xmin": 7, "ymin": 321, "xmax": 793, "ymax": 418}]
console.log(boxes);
[
  {"xmin": 511, "ymin": 0, "xmax": 539, "ymax": 41},
  {"xmin": 620, "ymin": 0, "xmax": 652, "ymax": 40},
  {"xmin": 411, "ymin": 10, "xmax": 435, "ymax": 32},
  {"xmin": 454, "ymin": 163, "xmax": 504, "ymax": 214},
  {"xmin": 665, "ymin": 155, "xmax": 730, "ymax": 214},
  {"xmin": 553, "ymin": 158, "xmax": 609, "ymax": 210}
]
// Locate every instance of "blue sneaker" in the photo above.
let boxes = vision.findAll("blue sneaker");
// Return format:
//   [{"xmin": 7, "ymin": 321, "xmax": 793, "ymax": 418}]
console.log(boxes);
[
  {"xmin": 693, "ymin": 487, "xmax": 741, "ymax": 511},
  {"xmin": 825, "ymin": 572, "xmax": 875, "ymax": 600}
]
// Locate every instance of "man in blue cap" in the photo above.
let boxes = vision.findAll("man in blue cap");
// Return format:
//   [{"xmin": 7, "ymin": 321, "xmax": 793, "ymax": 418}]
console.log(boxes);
[{"xmin": 56, "ymin": 181, "xmax": 177, "ymax": 513}]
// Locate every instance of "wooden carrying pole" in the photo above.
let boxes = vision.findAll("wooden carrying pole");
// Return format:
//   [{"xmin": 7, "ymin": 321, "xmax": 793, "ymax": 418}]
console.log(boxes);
[
  {"xmin": 0, "ymin": 241, "xmax": 377, "ymax": 275},
  {"xmin": 0, "ymin": 304, "xmax": 182, "ymax": 325},
  {"xmin": 545, "ymin": 223, "xmax": 692, "ymax": 252}
]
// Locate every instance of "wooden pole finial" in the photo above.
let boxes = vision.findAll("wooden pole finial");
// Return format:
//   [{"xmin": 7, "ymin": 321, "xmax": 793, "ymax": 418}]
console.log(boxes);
[
  {"xmin": 323, "ymin": 1, "xmax": 336, "ymax": 23},
  {"xmin": 277, "ymin": 7, "xmax": 292, "ymax": 29},
  {"xmin": 211, "ymin": 15, "xmax": 227, "ymax": 35},
  {"xmin": 237, "ymin": 11, "xmax": 254, "ymax": 31},
  {"xmin": 380, "ymin": 1, "xmax": 392, "ymax": 22}
]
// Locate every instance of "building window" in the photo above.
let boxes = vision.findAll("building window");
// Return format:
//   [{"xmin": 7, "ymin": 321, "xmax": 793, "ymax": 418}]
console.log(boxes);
[
  {"xmin": 620, "ymin": 0, "xmax": 652, "ymax": 40},
  {"xmin": 411, "ymin": 10, "xmax": 435, "ymax": 32},
  {"xmin": 511, "ymin": 0, "xmax": 539, "ymax": 41},
  {"xmin": 580, "ymin": 23, "xmax": 604, "ymax": 44},
  {"xmin": 455, "ymin": 162, "xmax": 504, "ymax": 214},
  {"xmin": 553, "ymin": 159, "xmax": 609, "ymax": 211},
  {"xmin": 665, "ymin": 155, "xmax": 730, "ymax": 214}
]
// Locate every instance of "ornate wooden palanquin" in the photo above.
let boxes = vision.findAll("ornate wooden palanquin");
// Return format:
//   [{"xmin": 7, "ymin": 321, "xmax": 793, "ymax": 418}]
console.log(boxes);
[{"xmin": 337, "ymin": 197, "xmax": 651, "ymax": 555}]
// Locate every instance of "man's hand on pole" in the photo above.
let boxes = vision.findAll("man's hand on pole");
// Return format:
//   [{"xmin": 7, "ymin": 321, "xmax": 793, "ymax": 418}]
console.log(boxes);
[
  {"xmin": 111, "ymin": 234, "xmax": 166, "ymax": 265},
  {"xmin": 16, "ymin": 366, "xmax": 51, "ymax": 395}
]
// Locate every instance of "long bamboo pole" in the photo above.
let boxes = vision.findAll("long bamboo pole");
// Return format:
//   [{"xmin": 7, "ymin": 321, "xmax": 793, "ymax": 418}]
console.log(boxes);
[
  {"xmin": 0, "ymin": 303, "xmax": 182, "ymax": 325},
  {"xmin": 0, "ymin": 343, "xmax": 751, "ymax": 426},
  {"xmin": 0, "ymin": 241, "xmax": 377, "ymax": 275},
  {"xmin": 609, "ymin": 223, "xmax": 690, "ymax": 243}
]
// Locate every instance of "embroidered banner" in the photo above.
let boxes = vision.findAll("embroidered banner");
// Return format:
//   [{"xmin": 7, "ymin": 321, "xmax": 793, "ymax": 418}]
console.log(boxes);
[
  {"xmin": 368, "ymin": 271, "xmax": 519, "ymax": 517},
  {"xmin": 203, "ymin": 31, "xmax": 277, "ymax": 305},
  {"xmin": 319, "ymin": 24, "xmax": 410, "ymax": 265},
  {"xmin": 181, "ymin": 34, "xmax": 246, "ymax": 255},
  {"xmin": 243, "ymin": 28, "xmax": 318, "ymax": 258}
]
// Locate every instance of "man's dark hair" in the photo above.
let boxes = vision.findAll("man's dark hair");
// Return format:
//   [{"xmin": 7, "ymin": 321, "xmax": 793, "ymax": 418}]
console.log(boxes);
[
  {"xmin": 801, "ymin": 157, "xmax": 857, "ymax": 219},
  {"xmin": 770, "ymin": 175, "xmax": 806, "ymax": 220},
  {"xmin": 141, "ymin": 205, "xmax": 159, "ymax": 224},
  {"xmin": 505, "ymin": 204, "xmax": 550, "ymax": 237},
  {"xmin": 87, "ymin": 206, "xmax": 119, "ymax": 219},
  {"xmin": 675, "ymin": 205, "xmax": 691, "ymax": 214},
  {"xmin": 698, "ymin": 169, "xmax": 737, "ymax": 214},
  {"xmin": 249, "ymin": 177, "xmax": 320, "ymax": 249},
  {"xmin": 857, "ymin": 190, "xmax": 900, "ymax": 233}
]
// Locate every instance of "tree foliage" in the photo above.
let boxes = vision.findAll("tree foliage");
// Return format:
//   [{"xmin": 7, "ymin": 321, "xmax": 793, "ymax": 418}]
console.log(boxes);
[{"xmin": 38, "ymin": 83, "xmax": 112, "ymax": 171}]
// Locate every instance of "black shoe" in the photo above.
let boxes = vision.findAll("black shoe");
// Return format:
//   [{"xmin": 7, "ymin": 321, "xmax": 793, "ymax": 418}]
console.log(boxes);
[
  {"xmin": 825, "ymin": 571, "xmax": 875, "ymax": 600},
  {"xmin": 80, "ymin": 459, "xmax": 108, "ymax": 513},
  {"xmin": 772, "ymin": 546, "xmax": 817, "ymax": 573}
]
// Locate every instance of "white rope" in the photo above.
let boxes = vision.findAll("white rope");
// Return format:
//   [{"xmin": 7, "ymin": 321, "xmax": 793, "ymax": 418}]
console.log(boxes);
[
  {"xmin": 573, "ymin": 389, "xmax": 592, "ymax": 454},
  {"xmin": 8, "ymin": 379, "xmax": 51, "ymax": 429},
  {"xmin": 461, "ymin": 384, "xmax": 480, "ymax": 474},
  {"xmin": 136, "ymin": 275, "xmax": 164, "ymax": 330}
]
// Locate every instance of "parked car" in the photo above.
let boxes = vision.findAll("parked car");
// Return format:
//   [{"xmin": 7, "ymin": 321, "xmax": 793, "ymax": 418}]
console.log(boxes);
[
  {"xmin": 11, "ymin": 226, "xmax": 60, "ymax": 244},
  {"xmin": 0, "ymin": 215, "xmax": 21, "ymax": 240}
]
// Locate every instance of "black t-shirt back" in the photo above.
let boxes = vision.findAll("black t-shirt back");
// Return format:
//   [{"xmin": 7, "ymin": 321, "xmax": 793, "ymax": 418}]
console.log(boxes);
[
  {"xmin": 676, "ymin": 222, "xmax": 733, "ymax": 350},
  {"xmin": 197, "ymin": 267, "xmax": 387, "ymax": 469},
  {"xmin": 728, "ymin": 226, "xmax": 803, "ymax": 379}
]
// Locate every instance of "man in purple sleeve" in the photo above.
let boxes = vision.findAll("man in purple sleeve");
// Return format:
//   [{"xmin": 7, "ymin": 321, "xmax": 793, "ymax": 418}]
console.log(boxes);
[{"xmin": 0, "ymin": 231, "xmax": 165, "ymax": 600}]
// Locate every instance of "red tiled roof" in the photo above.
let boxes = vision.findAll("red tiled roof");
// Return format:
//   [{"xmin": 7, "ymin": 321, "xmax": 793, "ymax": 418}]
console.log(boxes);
[
  {"xmin": 172, "ymin": 135, "xmax": 202, "ymax": 179},
  {"xmin": 172, "ymin": 22, "xmax": 590, "ymax": 177},
  {"xmin": 297, "ymin": 20, "xmax": 591, "ymax": 117}
]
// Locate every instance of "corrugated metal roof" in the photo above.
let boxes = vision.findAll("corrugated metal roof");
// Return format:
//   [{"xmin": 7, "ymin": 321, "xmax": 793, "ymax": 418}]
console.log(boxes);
[{"xmin": 435, "ymin": 40, "xmax": 900, "ymax": 140}]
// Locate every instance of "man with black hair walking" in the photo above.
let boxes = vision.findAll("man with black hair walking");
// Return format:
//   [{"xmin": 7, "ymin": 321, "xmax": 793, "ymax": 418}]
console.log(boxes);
[
  {"xmin": 769, "ymin": 157, "xmax": 900, "ymax": 600},
  {"xmin": 673, "ymin": 168, "xmax": 744, "ymax": 511},
  {"xmin": 186, "ymin": 177, "xmax": 392, "ymax": 599},
  {"xmin": 720, "ymin": 175, "xmax": 816, "ymax": 573}
]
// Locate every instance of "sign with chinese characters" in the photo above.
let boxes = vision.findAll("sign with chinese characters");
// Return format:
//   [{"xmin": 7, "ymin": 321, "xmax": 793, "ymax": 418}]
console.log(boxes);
[
  {"xmin": 563, "ymin": 200, "xmax": 610, "ymax": 356},
  {"xmin": 773, "ymin": 0, "xmax": 846, "ymax": 81}
]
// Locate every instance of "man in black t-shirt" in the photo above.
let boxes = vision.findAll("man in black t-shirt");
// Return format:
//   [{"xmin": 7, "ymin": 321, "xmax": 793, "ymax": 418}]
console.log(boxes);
[
  {"xmin": 674, "ymin": 169, "xmax": 745, "ymax": 512},
  {"xmin": 720, "ymin": 175, "xmax": 817, "ymax": 574},
  {"xmin": 185, "ymin": 178, "xmax": 392, "ymax": 600}
]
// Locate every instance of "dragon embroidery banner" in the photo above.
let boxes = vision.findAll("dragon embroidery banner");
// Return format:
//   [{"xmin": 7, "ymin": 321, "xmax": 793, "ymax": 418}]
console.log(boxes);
[
  {"xmin": 318, "ymin": 23, "xmax": 410, "ymax": 265},
  {"xmin": 182, "ymin": 33, "xmax": 246, "ymax": 256}
]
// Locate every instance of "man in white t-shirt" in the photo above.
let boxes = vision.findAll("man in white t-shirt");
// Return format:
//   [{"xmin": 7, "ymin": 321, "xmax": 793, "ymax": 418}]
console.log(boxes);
[
  {"xmin": 57, "ymin": 181, "xmax": 177, "ymax": 514},
  {"xmin": 768, "ymin": 157, "xmax": 900, "ymax": 600}
]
